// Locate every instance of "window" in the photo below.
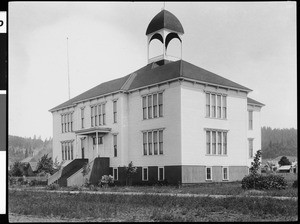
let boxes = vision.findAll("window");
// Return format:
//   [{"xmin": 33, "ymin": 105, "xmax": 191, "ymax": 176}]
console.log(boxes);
[
  {"xmin": 206, "ymin": 93, "xmax": 210, "ymax": 117},
  {"xmin": 148, "ymin": 132, "xmax": 152, "ymax": 155},
  {"xmin": 70, "ymin": 113, "xmax": 73, "ymax": 132},
  {"xmin": 94, "ymin": 106, "xmax": 97, "ymax": 127},
  {"xmin": 113, "ymin": 100, "xmax": 117, "ymax": 123},
  {"xmin": 211, "ymin": 94, "xmax": 216, "ymax": 118},
  {"xmin": 153, "ymin": 93, "xmax": 158, "ymax": 118},
  {"xmin": 143, "ymin": 129, "xmax": 164, "ymax": 156},
  {"xmin": 206, "ymin": 167, "xmax": 212, "ymax": 180},
  {"xmin": 212, "ymin": 131, "xmax": 216, "ymax": 155},
  {"xmin": 217, "ymin": 132, "xmax": 222, "ymax": 155},
  {"xmin": 93, "ymin": 136, "xmax": 103, "ymax": 145},
  {"xmin": 67, "ymin": 143, "xmax": 70, "ymax": 160},
  {"xmin": 249, "ymin": 138, "xmax": 254, "ymax": 158},
  {"xmin": 102, "ymin": 104, "xmax": 106, "ymax": 125},
  {"xmin": 158, "ymin": 167, "xmax": 164, "ymax": 181},
  {"xmin": 222, "ymin": 96, "xmax": 227, "ymax": 119},
  {"xmin": 143, "ymin": 132, "xmax": 147, "ymax": 155},
  {"xmin": 81, "ymin": 108, "xmax": 84, "ymax": 129},
  {"xmin": 148, "ymin": 95, "xmax": 152, "ymax": 119},
  {"xmin": 158, "ymin": 93, "xmax": 163, "ymax": 117},
  {"xmin": 206, "ymin": 131, "xmax": 211, "ymax": 154},
  {"xmin": 98, "ymin": 105, "xmax": 102, "ymax": 126},
  {"xmin": 206, "ymin": 129, "xmax": 228, "ymax": 156},
  {"xmin": 61, "ymin": 115, "xmax": 64, "ymax": 133},
  {"xmin": 153, "ymin": 131, "xmax": 158, "ymax": 155},
  {"xmin": 142, "ymin": 167, "xmax": 148, "ymax": 181},
  {"xmin": 143, "ymin": 92, "xmax": 163, "ymax": 119},
  {"xmin": 248, "ymin": 111, "xmax": 253, "ymax": 130},
  {"xmin": 142, "ymin": 96, "xmax": 147, "ymax": 119},
  {"xmin": 71, "ymin": 142, "xmax": 73, "ymax": 160},
  {"xmin": 222, "ymin": 167, "xmax": 228, "ymax": 181},
  {"xmin": 91, "ymin": 106, "xmax": 94, "ymax": 127},
  {"xmin": 217, "ymin": 95, "xmax": 221, "ymax": 118},
  {"xmin": 113, "ymin": 134, "xmax": 117, "ymax": 157},
  {"xmin": 61, "ymin": 113, "xmax": 73, "ymax": 133},
  {"xmin": 64, "ymin": 115, "xmax": 67, "ymax": 132},
  {"xmin": 61, "ymin": 144, "xmax": 64, "ymax": 160},
  {"xmin": 159, "ymin": 130, "xmax": 163, "ymax": 155},
  {"xmin": 113, "ymin": 168, "xmax": 118, "ymax": 180},
  {"xmin": 64, "ymin": 143, "xmax": 67, "ymax": 160},
  {"xmin": 223, "ymin": 132, "xmax": 227, "ymax": 155}
]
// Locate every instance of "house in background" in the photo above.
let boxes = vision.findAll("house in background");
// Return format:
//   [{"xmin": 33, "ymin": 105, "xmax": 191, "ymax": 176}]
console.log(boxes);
[
  {"xmin": 48, "ymin": 9, "xmax": 264, "ymax": 186},
  {"xmin": 19, "ymin": 156, "xmax": 38, "ymax": 176}
]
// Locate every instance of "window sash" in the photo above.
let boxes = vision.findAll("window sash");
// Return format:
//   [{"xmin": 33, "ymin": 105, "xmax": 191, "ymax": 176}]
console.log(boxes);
[
  {"xmin": 222, "ymin": 96, "xmax": 227, "ymax": 119},
  {"xmin": 148, "ymin": 132, "xmax": 152, "ymax": 155},
  {"xmin": 206, "ymin": 131, "xmax": 211, "ymax": 154},
  {"xmin": 217, "ymin": 132, "xmax": 222, "ymax": 155},
  {"xmin": 159, "ymin": 130, "xmax": 163, "ymax": 154},
  {"xmin": 249, "ymin": 111, "xmax": 253, "ymax": 130},
  {"xmin": 223, "ymin": 132, "xmax": 227, "ymax": 155},
  {"xmin": 223, "ymin": 167, "xmax": 228, "ymax": 180},
  {"xmin": 158, "ymin": 93, "xmax": 163, "ymax": 117},
  {"xmin": 158, "ymin": 167, "xmax": 164, "ymax": 181},
  {"xmin": 142, "ymin": 168, "xmax": 148, "ymax": 181},
  {"xmin": 249, "ymin": 139, "xmax": 253, "ymax": 158},
  {"xmin": 113, "ymin": 101, "xmax": 117, "ymax": 123},
  {"xmin": 113, "ymin": 168, "xmax": 118, "ymax": 180},
  {"xmin": 148, "ymin": 95, "xmax": 153, "ymax": 118},
  {"xmin": 206, "ymin": 167, "xmax": 212, "ymax": 180},
  {"xmin": 113, "ymin": 135, "xmax": 117, "ymax": 157},
  {"xmin": 143, "ymin": 132, "xmax": 147, "ymax": 155}
]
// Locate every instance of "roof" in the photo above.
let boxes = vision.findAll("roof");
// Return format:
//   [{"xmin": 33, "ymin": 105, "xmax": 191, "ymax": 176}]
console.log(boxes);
[
  {"xmin": 247, "ymin": 97, "xmax": 265, "ymax": 106},
  {"xmin": 50, "ymin": 60, "xmax": 252, "ymax": 112},
  {"xmin": 278, "ymin": 165, "xmax": 292, "ymax": 170},
  {"xmin": 29, "ymin": 162, "xmax": 38, "ymax": 171},
  {"xmin": 146, "ymin": 10, "xmax": 184, "ymax": 35}
]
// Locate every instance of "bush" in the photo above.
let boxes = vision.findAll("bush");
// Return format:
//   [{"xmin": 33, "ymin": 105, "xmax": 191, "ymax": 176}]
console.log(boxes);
[
  {"xmin": 241, "ymin": 174, "xmax": 287, "ymax": 190},
  {"xmin": 99, "ymin": 175, "xmax": 114, "ymax": 187},
  {"xmin": 46, "ymin": 183, "xmax": 60, "ymax": 190},
  {"xmin": 29, "ymin": 179, "xmax": 48, "ymax": 186},
  {"xmin": 157, "ymin": 179, "xmax": 169, "ymax": 186},
  {"xmin": 292, "ymin": 180, "xmax": 298, "ymax": 188},
  {"xmin": 68, "ymin": 185, "xmax": 82, "ymax": 191}
]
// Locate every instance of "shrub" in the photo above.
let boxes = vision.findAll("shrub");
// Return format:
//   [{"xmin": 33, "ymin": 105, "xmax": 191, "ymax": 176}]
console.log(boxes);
[
  {"xmin": 46, "ymin": 183, "xmax": 60, "ymax": 190},
  {"xmin": 292, "ymin": 180, "xmax": 298, "ymax": 188},
  {"xmin": 29, "ymin": 179, "xmax": 48, "ymax": 186},
  {"xmin": 157, "ymin": 179, "xmax": 169, "ymax": 186},
  {"xmin": 99, "ymin": 175, "xmax": 114, "ymax": 187},
  {"xmin": 68, "ymin": 185, "xmax": 82, "ymax": 191},
  {"xmin": 241, "ymin": 174, "xmax": 287, "ymax": 190}
]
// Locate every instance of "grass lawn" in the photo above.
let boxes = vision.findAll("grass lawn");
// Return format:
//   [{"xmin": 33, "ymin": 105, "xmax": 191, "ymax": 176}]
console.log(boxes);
[{"xmin": 9, "ymin": 189, "xmax": 298, "ymax": 222}]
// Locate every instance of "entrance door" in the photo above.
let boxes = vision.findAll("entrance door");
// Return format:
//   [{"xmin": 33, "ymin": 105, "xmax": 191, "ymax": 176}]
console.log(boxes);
[{"xmin": 81, "ymin": 138, "xmax": 85, "ymax": 159}]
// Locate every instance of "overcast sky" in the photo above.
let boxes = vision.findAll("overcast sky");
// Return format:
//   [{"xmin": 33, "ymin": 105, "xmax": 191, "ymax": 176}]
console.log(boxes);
[{"xmin": 8, "ymin": 2, "xmax": 296, "ymax": 140}]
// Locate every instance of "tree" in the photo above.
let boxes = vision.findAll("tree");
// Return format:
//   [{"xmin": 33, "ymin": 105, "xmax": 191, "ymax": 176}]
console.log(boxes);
[
  {"xmin": 124, "ymin": 161, "xmax": 137, "ymax": 186},
  {"xmin": 249, "ymin": 150, "xmax": 261, "ymax": 175},
  {"xmin": 10, "ymin": 161, "xmax": 23, "ymax": 177},
  {"xmin": 278, "ymin": 156, "xmax": 291, "ymax": 166},
  {"xmin": 36, "ymin": 154, "xmax": 54, "ymax": 175}
]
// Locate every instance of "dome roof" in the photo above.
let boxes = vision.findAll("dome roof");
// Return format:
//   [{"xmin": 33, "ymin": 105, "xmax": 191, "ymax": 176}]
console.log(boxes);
[{"xmin": 146, "ymin": 10, "xmax": 184, "ymax": 35}]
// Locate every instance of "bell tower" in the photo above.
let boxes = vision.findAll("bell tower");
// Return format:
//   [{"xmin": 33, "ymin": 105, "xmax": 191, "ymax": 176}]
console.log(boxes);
[{"xmin": 146, "ymin": 10, "xmax": 184, "ymax": 64}]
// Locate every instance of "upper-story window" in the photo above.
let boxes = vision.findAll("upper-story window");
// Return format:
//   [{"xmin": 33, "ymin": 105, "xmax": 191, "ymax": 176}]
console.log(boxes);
[
  {"xmin": 206, "ymin": 129, "xmax": 228, "ymax": 156},
  {"xmin": 113, "ymin": 100, "xmax": 117, "ymax": 123},
  {"xmin": 143, "ymin": 129, "xmax": 164, "ymax": 156},
  {"xmin": 248, "ymin": 110, "xmax": 253, "ymax": 130},
  {"xmin": 142, "ymin": 92, "xmax": 163, "ymax": 120},
  {"xmin": 91, "ymin": 103, "xmax": 106, "ymax": 127},
  {"xmin": 81, "ymin": 108, "xmax": 84, "ymax": 129},
  {"xmin": 61, "ymin": 112, "xmax": 73, "ymax": 133},
  {"xmin": 205, "ymin": 92, "xmax": 227, "ymax": 119}
]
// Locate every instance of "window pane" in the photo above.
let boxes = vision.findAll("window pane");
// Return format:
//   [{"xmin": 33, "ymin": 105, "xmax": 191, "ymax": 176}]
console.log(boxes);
[
  {"xmin": 148, "ymin": 95, "xmax": 152, "ymax": 118},
  {"xmin": 159, "ymin": 130, "xmax": 163, "ymax": 154},
  {"xmin": 143, "ymin": 132, "xmax": 147, "ymax": 155},
  {"xmin": 207, "ymin": 168, "xmax": 211, "ymax": 180},
  {"xmin": 212, "ymin": 132, "xmax": 216, "ymax": 154},
  {"xmin": 148, "ymin": 132, "xmax": 152, "ymax": 155},
  {"xmin": 206, "ymin": 131, "xmax": 211, "ymax": 154},
  {"xmin": 153, "ymin": 131, "xmax": 158, "ymax": 155},
  {"xmin": 143, "ymin": 168, "xmax": 148, "ymax": 180},
  {"xmin": 158, "ymin": 93, "xmax": 163, "ymax": 117},
  {"xmin": 223, "ymin": 132, "xmax": 227, "ymax": 155},
  {"xmin": 218, "ymin": 132, "xmax": 222, "ymax": 155},
  {"xmin": 159, "ymin": 168, "xmax": 164, "ymax": 181}
]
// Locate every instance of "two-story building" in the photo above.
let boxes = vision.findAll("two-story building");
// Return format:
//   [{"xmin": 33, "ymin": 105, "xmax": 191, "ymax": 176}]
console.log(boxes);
[{"xmin": 49, "ymin": 9, "xmax": 264, "ymax": 186}]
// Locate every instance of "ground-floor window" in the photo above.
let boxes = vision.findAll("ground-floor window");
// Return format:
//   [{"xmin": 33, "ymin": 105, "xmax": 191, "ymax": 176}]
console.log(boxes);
[
  {"xmin": 113, "ymin": 168, "xmax": 118, "ymax": 181},
  {"xmin": 142, "ymin": 167, "xmax": 148, "ymax": 181},
  {"xmin": 206, "ymin": 167, "xmax": 212, "ymax": 180},
  {"xmin": 61, "ymin": 141, "xmax": 74, "ymax": 160},
  {"xmin": 158, "ymin": 167, "xmax": 164, "ymax": 181},
  {"xmin": 222, "ymin": 167, "xmax": 229, "ymax": 181}
]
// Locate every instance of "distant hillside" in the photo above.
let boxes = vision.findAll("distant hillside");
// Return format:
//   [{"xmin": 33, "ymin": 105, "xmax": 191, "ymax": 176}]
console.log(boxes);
[
  {"xmin": 9, "ymin": 135, "xmax": 52, "ymax": 166},
  {"xmin": 261, "ymin": 127, "xmax": 297, "ymax": 159}
]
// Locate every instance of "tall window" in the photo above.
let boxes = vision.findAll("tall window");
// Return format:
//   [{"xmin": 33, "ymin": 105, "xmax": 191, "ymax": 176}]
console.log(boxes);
[
  {"xmin": 206, "ymin": 131, "xmax": 211, "ymax": 154},
  {"xmin": 212, "ymin": 131, "xmax": 216, "ymax": 154},
  {"xmin": 206, "ymin": 93, "xmax": 210, "ymax": 117},
  {"xmin": 206, "ymin": 129, "xmax": 228, "ymax": 156},
  {"xmin": 217, "ymin": 132, "xmax": 222, "ymax": 155},
  {"xmin": 71, "ymin": 142, "xmax": 73, "ymax": 160},
  {"xmin": 248, "ymin": 111, "xmax": 253, "ymax": 130},
  {"xmin": 142, "ymin": 167, "xmax": 148, "ymax": 181},
  {"xmin": 222, "ymin": 167, "xmax": 228, "ymax": 180},
  {"xmin": 81, "ymin": 108, "xmax": 84, "ymax": 129},
  {"xmin": 91, "ymin": 106, "xmax": 94, "ymax": 127},
  {"xmin": 70, "ymin": 113, "xmax": 73, "ymax": 132},
  {"xmin": 113, "ymin": 135, "xmax": 117, "ymax": 157},
  {"xmin": 61, "ymin": 144, "xmax": 64, "ymax": 160},
  {"xmin": 143, "ymin": 132, "xmax": 147, "ymax": 155},
  {"xmin": 142, "ymin": 96, "xmax": 147, "ymax": 119},
  {"xmin": 61, "ymin": 115, "xmax": 64, "ymax": 133},
  {"xmin": 148, "ymin": 95, "xmax": 152, "ymax": 119},
  {"xmin": 222, "ymin": 96, "xmax": 227, "ymax": 119},
  {"xmin": 94, "ymin": 106, "xmax": 97, "ymax": 126},
  {"xmin": 61, "ymin": 113, "xmax": 72, "ymax": 133},
  {"xmin": 206, "ymin": 167, "xmax": 212, "ymax": 180},
  {"xmin": 102, "ymin": 104, "xmax": 106, "ymax": 125},
  {"xmin": 67, "ymin": 114, "xmax": 69, "ymax": 132},
  {"xmin": 211, "ymin": 94, "xmax": 216, "ymax": 118},
  {"xmin": 64, "ymin": 115, "xmax": 67, "ymax": 132},
  {"xmin": 158, "ymin": 93, "xmax": 163, "ymax": 117},
  {"xmin": 249, "ymin": 138, "xmax": 254, "ymax": 158},
  {"xmin": 153, "ymin": 131, "xmax": 158, "ymax": 155},
  {"xmin": 223, "ymin": 132, "xmax": 227, "ymax": 155},
  {"xmin": 153, "ymin": 93, "xmax": 158, "ymax": 118},
  {"xmin": 98, "ymin": 105, "xmax": 102, "ymax": 126},
  {"xmin": 143, "ymin": 129, "xmax": 164, "ymax": 156},
  {"xmin": 67, "ymin": 143, "xmax": 70, "ymax": 160},
  {"xmin": 113, "ymin": 100, "xmax": 117, "ymax": 123},
  {"xmin": 217, "ymin": 95, "xmax": 221, "ymax": 118},
  {"xmin": 148, "ymin": 132, "xmax": 152, "ymax": 155}
]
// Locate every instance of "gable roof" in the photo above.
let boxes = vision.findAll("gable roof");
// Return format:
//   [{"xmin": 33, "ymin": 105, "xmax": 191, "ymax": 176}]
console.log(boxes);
[
  {"xmin": 20, "ymin": 156, "xmax": 37, "ymax": 163},
  {"xmin": 247, "ymin": 97, "xmax": 265, "ymax": 106},
  {"xmin": 50, "ymin": 60, "xmax": 252, "ymax": 112}
]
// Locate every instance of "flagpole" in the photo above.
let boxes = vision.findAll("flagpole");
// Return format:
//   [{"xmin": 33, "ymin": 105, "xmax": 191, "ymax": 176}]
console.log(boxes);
[{"xmin": 67, "ymin": 37, "xmax": 70, "ymax": 100}]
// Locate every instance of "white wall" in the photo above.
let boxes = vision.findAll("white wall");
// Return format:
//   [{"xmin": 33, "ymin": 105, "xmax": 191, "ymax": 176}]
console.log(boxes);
[{"xmin": 180, "ymin": 81, "xmax": 249, "ymax": 167}]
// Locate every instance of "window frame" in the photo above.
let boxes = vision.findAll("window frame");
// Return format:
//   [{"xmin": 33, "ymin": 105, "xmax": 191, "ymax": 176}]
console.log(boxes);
[
  {"xmin": 222, "ymin": 166, "xmax": 229, "ymax": 181},
  {"xmin": 142, "ymin": 167, "xmax": 148, "ymax": 181},
  {"xmin": 113, "ymin": 100, "xmax": 117, "ymax": 123},
  {"xmin": 113, "ymin": 168, "xmax": 118, "ymax": 181},
  {"xmin": 113, "ymin": 134, "xmax": 118, "ymax": 157},
  {"xmin": 248, "ymin": 110, "xmax": 253, "ymax": 130},
  {"xmin": 206, "ymin": 166, "xmax": 212, "ymax": 181},
  {"xmin": 158, "ymin": 166, "xmax": 164, "ymax": 181},
  {"xmin": 248, "ymin": 138, "xmax": 254, "ymax": 158}
]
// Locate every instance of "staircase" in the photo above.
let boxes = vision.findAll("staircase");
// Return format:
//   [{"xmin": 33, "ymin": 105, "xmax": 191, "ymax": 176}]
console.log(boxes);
[{"xmin": 48, "ymin": 159, "xmax": 88, "ymax": 187}]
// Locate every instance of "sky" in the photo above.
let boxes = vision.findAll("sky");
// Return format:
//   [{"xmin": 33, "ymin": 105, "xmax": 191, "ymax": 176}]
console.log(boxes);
[{"xmin": 8, "ymin": 2, "xmax": 297, "ymax": 140}]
